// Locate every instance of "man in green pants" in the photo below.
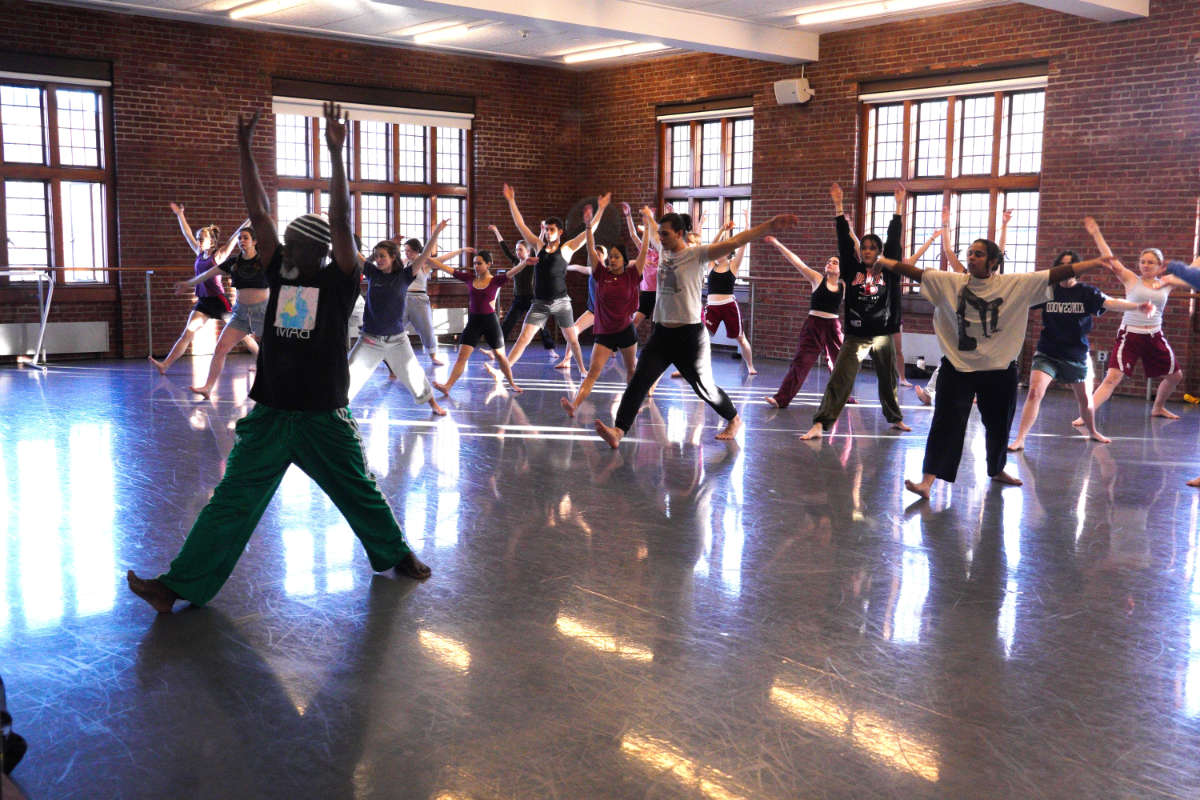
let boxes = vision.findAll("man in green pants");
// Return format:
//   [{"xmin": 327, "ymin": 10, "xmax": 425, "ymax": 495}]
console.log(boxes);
[{"xmin": 128, "ymin": 102, "xmax": 431, "ymax": 613}]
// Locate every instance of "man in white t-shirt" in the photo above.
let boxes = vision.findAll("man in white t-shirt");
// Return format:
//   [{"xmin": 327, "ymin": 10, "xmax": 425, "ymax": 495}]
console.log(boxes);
[
  {"xmin": 878, "ymin": 234, "xmax": 1113, "ymax": 498},
  {"xmin": 596, "ymin": 210, "xmax": 798, "ymax": 447}
]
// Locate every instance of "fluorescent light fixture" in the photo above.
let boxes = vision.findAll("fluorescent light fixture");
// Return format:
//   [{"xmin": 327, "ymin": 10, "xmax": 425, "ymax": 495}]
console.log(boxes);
[
  {"xmin": 795, "ymin": 0, "xmax": 967, "ymax": 26},
  {"xmin": 413, "ymin": 23, "xmax": 475, "ymax": 44},
  {"xmin": 550, "ymin": 40, "xmax": 634, "ymax": 58},
  {"xmin": 228, "ymin": 0, "xmax": 305, "ymax": 20},
  {"xmin": 562, "ymin": 41, "xmax": 668, "ymax": 64},
  {"xmin": 393, "ymin": 19, "xmax": 462, "ymax": 37}
]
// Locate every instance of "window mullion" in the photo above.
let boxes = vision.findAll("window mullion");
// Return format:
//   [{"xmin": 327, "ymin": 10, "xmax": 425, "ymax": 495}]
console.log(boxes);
[
  {"xmin": 990, "ymin": 90, "xmax": 1003, "ymax": 179},
  {"xmin": 901, "ymin": 100, "xmax": 912, "ymax": 183},
  {"xmin": 690, "ymin": 121, "xmax": 700, "ymax": 188},
  {"xmin": 428, "ymin": 126, "xmax": 437, "ymax": 186},
  {"xmin": 0, "ymin": 185, "xmax": 8, "ymax": 288},
  {"xmin": 943, "ymin": 96, "xmax": 956, "ymax": 180}
]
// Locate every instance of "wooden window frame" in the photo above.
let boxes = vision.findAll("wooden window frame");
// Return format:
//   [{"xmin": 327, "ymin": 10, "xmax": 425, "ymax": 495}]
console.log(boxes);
[
  {"xmin": 859, "ymin": 88, "xmax": 1044, "ymax": 291},
  {"xmin": 277, "ymin": 118, "xmax": 472, "ymax": 277},
  {"xmin": 0, "ymin": 77, "xmax": 116, "ymax": 292}
]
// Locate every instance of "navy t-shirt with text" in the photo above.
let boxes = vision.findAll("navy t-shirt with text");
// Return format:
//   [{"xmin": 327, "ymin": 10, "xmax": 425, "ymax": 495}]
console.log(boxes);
[{"xmin": 1034, "ymin": 282, "xmax": 1108, "ymax": 363}]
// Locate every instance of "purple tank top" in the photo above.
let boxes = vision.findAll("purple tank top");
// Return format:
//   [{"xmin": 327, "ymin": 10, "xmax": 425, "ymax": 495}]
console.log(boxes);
[{"xmin": 193, "ymin": 252, "xmax": 224, "ymax": 299}]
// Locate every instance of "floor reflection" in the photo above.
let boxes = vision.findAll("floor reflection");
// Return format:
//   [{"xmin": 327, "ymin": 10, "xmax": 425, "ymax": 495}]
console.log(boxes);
[{"xmin": 2, "ymin": 355, "xmax": 1200, "ymax": 798}]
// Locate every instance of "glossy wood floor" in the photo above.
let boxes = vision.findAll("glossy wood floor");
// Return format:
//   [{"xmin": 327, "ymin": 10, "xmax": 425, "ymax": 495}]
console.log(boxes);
[{"xmin": 2, "ymin": 349, "xmax": 1199, "ymax": 799}]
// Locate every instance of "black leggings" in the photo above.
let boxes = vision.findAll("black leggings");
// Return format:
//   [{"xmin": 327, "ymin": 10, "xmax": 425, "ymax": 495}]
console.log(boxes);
[
  {"xmin": 460, "ymin": 313, "xmax": 503, "ymax": 350},
  {"xmin": 614, "ymin": 323, "xmax": 737, "ymax": 432},
  {"xmin": 502, "ymin": 294, "xmax": 555, "ymax": 348},
  {"xmin": 922, "ymin": 358, "xmax": 1018, "ymax": 482}
]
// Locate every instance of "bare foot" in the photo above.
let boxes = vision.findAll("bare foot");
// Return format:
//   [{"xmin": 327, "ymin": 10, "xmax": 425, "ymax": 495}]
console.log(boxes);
[
  {"xmin": 800, "ymin": 423, "xmax": 824, "ymax": 441},
  {"xmin": 715, "ymin": 415, "xmax": 742, "ymax": 440},
  {"xmin": 189, "ymin": 385, "xmax": 211, "ymax": 399},
  {"xmin": 482, "ymin": 349, "xmax": 496, "ymax": 362},
  {"xmin": 1007, "ymin": 441, "xmax": 1024, "ymax": 452},
  {"xmin": 394, "ymin": 552, "xmax": 432, "ymax": 580},
  {"xmin": 429, "ymin": 399, "xmax": 447, "ymax": 416},
  {"xmin": 546, "ymin": 350, "xmax": 560, "ymax": 361},
  {"xmin": 148, "ymin": 356, "xmax": 167, "ymax": 375},
  {"xmin": 746, "ymin": 367, "xmax": 758, "ymax": 375},
  {"xmin": 1088, "ymin": 431, "xmax": 1111, "ymax": 444},
  {"xmin": 594, "ymin": 419, "xmax": 623, "ymax": 449},
  {"xmin": 846, "ymin": 396, "xmax": 858, "ymax": 405},
  {"xmin": 899, "ymin": 378, "xmax": 913, "ymax": 387},
  {"xmin": 430, "ymin": 355, "xmax": 445, "ymax": 366},
  {"xmin": 992, "ymin": 470, "xmax": 1023, "ymax": 486},
  {"xmin": 890, "ymin": 420, "xmax": 912, "ymax": 432},
  {"xmin": 126, "ymin": 570, "xmax": 178, "ymax": 613},
  {"xmin": 1152, "ymin": 407, "xmax": 1180, "ymax": 420},
  {"xmin": 671, "ymin": 371, "xmax": 683, "ymax": 378},
  {"xmin": 1071, "ymin": 417, "xmax": 1085, "ymax": 427},
  {"xmin": 554, "ymin": 359, "xmax": 572, "ymax": 370},
  {"xmin": 433, "ymin": 381, "xmax": 450, "ymax": 397},
  {"xmin": 914, "ymin": 385, "xmax": 931, "ymax": 405},
  {"xmin": 905, "ymin": 478, "xmax": 932, "ymax": 499},
  {"xmin": 387, "ymin": 371, "xmax": 398, "ymax": 381},
  {"xmin": 509, "ymin": 382, "xmax": 524, "ymax": 394},
  {"xmin": 764, "ymin": 396, "xmax": 779, "ymax": 408},
  {"xmin": 560, "ymin": 396, "xmax": 576, "ymax": 417},
  {"xmin": 1187, "ymin": 476, "xmax": 1200, "ymax": 488}
]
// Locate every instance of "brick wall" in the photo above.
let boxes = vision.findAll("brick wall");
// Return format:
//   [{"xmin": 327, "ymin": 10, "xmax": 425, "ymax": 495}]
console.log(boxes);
[
  {"xmin": 576, "ymin": 0, "xmax": 1200, "ymax": 398},
  {"xmin": 0, "ymin": 0, "xmax": 581, "ymax": 358},
  {"xmin": 3, "ymin": 0, "xmax": 1198, "ymax": 399}
]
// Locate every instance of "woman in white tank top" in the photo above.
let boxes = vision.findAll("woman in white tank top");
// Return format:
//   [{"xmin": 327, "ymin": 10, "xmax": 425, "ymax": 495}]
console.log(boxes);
[{"xmin": 1074, "ymin": 217, "xmax": 1189, "ymax": 424}]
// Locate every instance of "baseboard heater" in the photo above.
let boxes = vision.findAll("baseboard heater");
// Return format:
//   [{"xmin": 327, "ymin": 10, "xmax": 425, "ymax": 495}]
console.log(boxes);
[{"xmin": 0, "ymin": 322, "xmax": 109, "ymax": 357}]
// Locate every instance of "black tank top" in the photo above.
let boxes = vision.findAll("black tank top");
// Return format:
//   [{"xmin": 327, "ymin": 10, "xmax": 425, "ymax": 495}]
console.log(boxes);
[
  {"xmin": 811, "ymin": 279, "xmax": 844, "ymax": 314},
  {"xmin": 533, "ymin": 245, "xmax": 568, "ymax": 301},
  {"xmin": 707, "ymin": 268, "xmax": 736, "ymax": 296}
]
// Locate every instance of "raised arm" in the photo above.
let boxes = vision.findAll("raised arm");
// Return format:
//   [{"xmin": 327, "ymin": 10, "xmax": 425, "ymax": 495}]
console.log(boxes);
[
  {"xmin": 1083, "ymin": 216, "xmax": 1136, "ymax": 283},
  {"xmin": 640, "ymin": 205, "xmax": 660, "ymax": 246},
  {"xmin": 940, "ymin": 206, "xmax": 965, "ymax": 273},
  {"xmin": 212, "ymin": 218, "xmax": 250, "ymax": 264},
  {"xmin": 728, "ymin": 243, "xmax": 747, "ymax": 276},
  {"xmin": 409, "ymin": 219, "xmax": 448, "ymax": 274},
  {"xmin": 322, "ymin": 103, "xmax": 357, "ymax": 275},
  {"xmin": 831, "ymin": 183, "xmax": 858, "ymax": 269},
  {"xmin": 489, "ymin": 225, "xmax": 520, "ymax": 266},
  {"xmin": 883, "ymin": 185, "xmax": 905, "ymax": 260},
  {"xmin": 630, "ymin": 208, "xmax": 652, "ymax": 276},
  {"xmin": 170, "ymin": 202, "xmax": 202, "ymax": 255},
  {"xmin": 565, "ymin": 192, "xmax": 610, "ymax": 251},
  {"xmin": 236, "ymin": 111, "xmax": 279, "ymax": 266},
  {"xmin": 621, "ymin": 202, "xmax": 642, "ymax": 251},
  {"xmin": 997, "ymin": 208, "xmax": 1012, "ymax": 253},
  {"xmin": 708, "ymin": 214, "xmax": 800, "ymax": 262},
  {"xmin": 765, "ymin": 235, "xmax": 822, "ymax": 288},
  {"xmin": 911, "ymin": 226, "xmax": 943, "ymax": 264},
  {"xmin": 582, "ymin": 204, "xmax": 605, "ymax": 275},
  {"xmin": 502, "ymin": 183, "xmax": 541, "ymax": 249}
]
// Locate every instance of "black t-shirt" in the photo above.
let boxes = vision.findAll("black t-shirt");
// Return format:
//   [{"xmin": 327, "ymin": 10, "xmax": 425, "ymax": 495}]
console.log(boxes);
[
  {"xmin": 219, "ymin": 253, "xmax": 270, "ymax": 290},
  {"xmin": 533, "ymin": 244, "xmax": 569, "ymax": 301},
  {"xmin": 499, "ymin": 240, "xmax": 535, "ymax": 296},
  {"xmin": 837, "ymin": 214, "xmax": 901, "ymax": 337},
  {"xmin": 248, "ymin": 248, "xmax": 361, "ymax": 411},
  {"xmin": 810, "ymin": 279, "xmax": 844, "ymax": 315},
  {"xmin": 1034, "ymin": 282, "xmax": 1107, "ymax": 363}
]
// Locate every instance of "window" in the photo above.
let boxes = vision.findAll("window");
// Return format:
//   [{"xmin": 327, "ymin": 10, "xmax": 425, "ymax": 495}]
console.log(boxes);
[
  {"xmin": 1, "ymin": 79, "xmax": 113, "ymax": 285},
  {"xmin": 274, "ymin": 114, "xmax": 471, "ymax": 273},
  {"xmin": 859, "ymin": 84, "xmax": 1044, "ymax": 287},
  {"xmin": 660, "ymin": 112, "xmax": 754, "ymax": 279}
]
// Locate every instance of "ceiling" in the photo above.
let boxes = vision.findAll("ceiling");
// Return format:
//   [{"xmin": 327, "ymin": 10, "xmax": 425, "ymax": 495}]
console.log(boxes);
[{"xmin": 41, "ymin": 0, "xmax": 1149, "ymax": 68}]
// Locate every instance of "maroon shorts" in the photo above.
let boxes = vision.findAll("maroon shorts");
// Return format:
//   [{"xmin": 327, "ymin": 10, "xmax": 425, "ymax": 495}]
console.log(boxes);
[
  {"xmin": 703, "ymin": 302, "xmax": 741, "ymax": 338},
  {"xmin": 1112, "ymin": 328, "xmax": 1176, "ymax": 378}
]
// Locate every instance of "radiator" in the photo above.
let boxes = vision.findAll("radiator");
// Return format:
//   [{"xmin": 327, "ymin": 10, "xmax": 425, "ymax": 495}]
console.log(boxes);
[
  {"xmin": 0, "ymin": 321, "xmax": 109, "ymax": 356},
  {"xmin": 899, "ymin": 332, "xmax": 945, "ymax": 368}
]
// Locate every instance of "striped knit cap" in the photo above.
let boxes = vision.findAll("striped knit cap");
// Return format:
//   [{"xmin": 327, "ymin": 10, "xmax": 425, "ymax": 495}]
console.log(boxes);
[{"xmin": 286, "ymin": 213, "xmax": 332, "ymax": 247}]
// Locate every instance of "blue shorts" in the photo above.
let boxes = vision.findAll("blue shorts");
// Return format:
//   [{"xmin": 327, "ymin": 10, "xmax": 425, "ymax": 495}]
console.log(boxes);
[{"xmin": 1032, "ymin": 352, "xmax": 1089, "ymax": 383}]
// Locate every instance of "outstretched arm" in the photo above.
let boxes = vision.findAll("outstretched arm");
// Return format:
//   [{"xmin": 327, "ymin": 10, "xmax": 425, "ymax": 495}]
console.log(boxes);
[
  {"xmin": 765, "ymin": 235, "xmax": 822, "ymax": 288},
  {"xmin": 1083, "ymin": 216, "xmax": 1136, "ymax": 283},
  {"xmin": 212, "ymin": 218, "xmax": 250, "ymax": 264},
  {"xmin": 322, "ymin": 102, "xmax": 357, "ymax": 275},
  {"xmin": 630, "ymin": 208, "xmax": 652, "ymax": 276},
  {"xmin": 621, "ymin": 202, "xmax": 643, "ymax": 250},
  {"xmin": 236, "ymin": 112, "xmax": 279, "ymax": 266},
  {"xmin": 489, "ymin": 225, "xmax": 520, "ymax": 266},
  {"xmin": 582, "ymin": 204, "xmax": 605, "ymax": 275},
  {"xmin": 1104, "ymin": 297, "xmax": 1155, "ymax": 314},
  {"xmin": 502, "ymin": 183, "xmax": 541, "ymax": 249},
  {"xmin": 911, "ymin": 227, "xmax": 943, "ymax": 264},
  {"xmin": 175, "ymin": 262, "xmax": 223, "ymax": 294},
  {"xmin": 409, "ymin": 219, "xmax": 448, "ymax": 274},
  {"xmin": 708, "ymin": 214, "xmax": 800, "ymax": 262},
  {"xmin": 1047, "ymin": 256, "xmax": 1113, "ymax": 285},
  {"xmin": 997, "ymin": 208, "xmax": 1012, "ymax": 253},
  {"xmin": 883, "ymin": 185, "xmax": 905, "ymax": 260},
  {"xmin": 1162, "ymin": 257, "xmax": 1200, "ymax": 291},
  {"xmin": 876, "ymin": 255, "xmax": 925, "ymax": 283},
  {"xmin": 170, "ymin": 203, "xmax": 201, "ymax": 255},
  {"xmin": 565, "ymin": 192, "xmax": 611, "ymax": 251}
]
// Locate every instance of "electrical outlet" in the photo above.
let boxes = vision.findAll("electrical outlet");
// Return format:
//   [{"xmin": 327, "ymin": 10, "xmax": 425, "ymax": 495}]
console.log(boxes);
[{"xmin": 1097, "ymin": 350, "xmax": 1109, "ymax": 363}]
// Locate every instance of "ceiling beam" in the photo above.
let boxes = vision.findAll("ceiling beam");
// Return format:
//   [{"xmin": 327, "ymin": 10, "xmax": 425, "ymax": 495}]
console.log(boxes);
[
  {"xmin": 1020, "ymin": 0, "xmax": 1148, "ymax": 22},
  {"xmin": 375, "ymin": 0, "xmax": 819, "ymax": 63}
]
